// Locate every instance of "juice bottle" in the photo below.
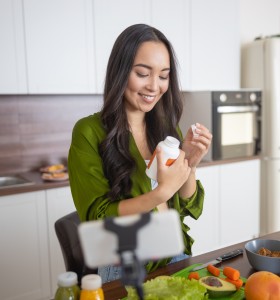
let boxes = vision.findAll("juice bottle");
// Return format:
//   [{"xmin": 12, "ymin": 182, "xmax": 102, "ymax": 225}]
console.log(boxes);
[
  {"xmin": 54, "ymin": 271, "xmax": 80, "ymax": 300},
  {"xmin": 80, "ymin": 274, "xmax": 104, "ymax": 300}
]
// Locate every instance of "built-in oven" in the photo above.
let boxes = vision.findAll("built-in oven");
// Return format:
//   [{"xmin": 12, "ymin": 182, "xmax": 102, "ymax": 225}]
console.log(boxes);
[{"xmin": 179, "ymin": 90, "xmax": 262, "ymax": 161}]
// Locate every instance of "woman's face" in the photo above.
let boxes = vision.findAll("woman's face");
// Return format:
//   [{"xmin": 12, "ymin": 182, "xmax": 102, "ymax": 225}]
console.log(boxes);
[{"xmin": 124, "ymin": 41, "xmax": 170, "ymax": 115}]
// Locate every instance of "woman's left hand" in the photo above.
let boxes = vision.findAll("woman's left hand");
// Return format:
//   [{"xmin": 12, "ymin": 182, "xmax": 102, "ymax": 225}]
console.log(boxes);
[{"xmin": 182, "ymin": 123, "xmax": 212, "ymax": 168}]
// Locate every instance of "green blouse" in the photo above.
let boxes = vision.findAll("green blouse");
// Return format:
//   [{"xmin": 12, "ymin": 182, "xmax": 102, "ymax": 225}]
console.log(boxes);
[{"xmin": 68, "ymin": 112, "xmax": 204, "ymax": 273}]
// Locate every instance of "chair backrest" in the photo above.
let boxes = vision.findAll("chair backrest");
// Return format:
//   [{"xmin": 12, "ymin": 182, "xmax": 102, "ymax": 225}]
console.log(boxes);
[{"xmin": 54, "ymin": 211, "xmax": 97, "ymax": 284}]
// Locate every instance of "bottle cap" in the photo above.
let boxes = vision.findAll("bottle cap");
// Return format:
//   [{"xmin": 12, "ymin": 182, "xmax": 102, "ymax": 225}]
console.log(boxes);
[
  {"xmin": 81, "ymin": 274, "xmax": 102, "ymax": 290},
  {"xmin": 57, "ymin": 272, "xmax": 78, "ymax": 287},
  {"xmin": 164, "ymin": 136, "xmax": 180, "ymax": 148}
]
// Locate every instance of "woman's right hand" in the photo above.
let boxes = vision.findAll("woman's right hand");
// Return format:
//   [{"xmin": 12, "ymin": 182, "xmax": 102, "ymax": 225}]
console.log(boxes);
[{"xmin": 155, "ymin": 147, "xmax": 191, "ymax": 201}]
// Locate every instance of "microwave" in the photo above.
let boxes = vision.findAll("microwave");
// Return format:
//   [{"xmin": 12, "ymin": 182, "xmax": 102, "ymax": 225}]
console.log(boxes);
[{"xmin": 179, "ymin": 90, "xmax": 262, "ymax": 161}]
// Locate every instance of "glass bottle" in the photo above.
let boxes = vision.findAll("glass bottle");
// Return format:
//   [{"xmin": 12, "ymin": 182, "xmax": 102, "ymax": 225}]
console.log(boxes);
[
  {"xmin": 54, "ymin": 271, "xmax": 80, "ymax": 300},
  {"xmin": 80, "ymin": 274, "xmax": 104, "ymax": 300}
]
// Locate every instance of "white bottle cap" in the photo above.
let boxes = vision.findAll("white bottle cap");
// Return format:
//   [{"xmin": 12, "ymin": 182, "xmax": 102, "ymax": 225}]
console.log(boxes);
[
  {"xmin": 164, "ymin": 136, "xmax": 180, "ymax": 148},
  {"xmin": 57, "ymin": 272, "xmax": 78, "ymax": 287},
  {"xmin": 81, "ymin": 274, "xmax": 102, "ymax": 290}
]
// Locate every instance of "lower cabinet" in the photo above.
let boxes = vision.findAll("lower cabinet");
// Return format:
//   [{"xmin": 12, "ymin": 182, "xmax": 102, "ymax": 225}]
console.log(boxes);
[
  {"xmin": 0, "ymin": 191, "xmax": 50, "ymax": 300},
  {"xmin": 219, "ymin": 159, "xmax": 260, "ymax": 247},
  {"xmin": 0, "ymin": 187, "xmax": 76, "ymax": 300},
  {"xmin": 185, "ymin": 159, "xmax": 260, "ymax": 256},
  {"xmin": 185, "ymin": 165, "xmax": 220, "ymax": 256},
  {"xmin": 46, "ymin": 187, "xmax": 76, "ymax": 298}
]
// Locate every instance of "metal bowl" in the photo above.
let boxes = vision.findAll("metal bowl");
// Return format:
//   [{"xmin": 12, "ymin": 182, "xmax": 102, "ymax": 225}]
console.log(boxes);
[{"xmin": 245, "ymin": 239, "xmax": 280, "ymax": 274}]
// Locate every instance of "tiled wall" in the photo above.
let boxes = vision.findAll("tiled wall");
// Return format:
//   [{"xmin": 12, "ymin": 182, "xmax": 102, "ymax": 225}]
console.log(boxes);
[{"xmin": 0, "ymin": 95, "xmax": 102, "ymax": 175}]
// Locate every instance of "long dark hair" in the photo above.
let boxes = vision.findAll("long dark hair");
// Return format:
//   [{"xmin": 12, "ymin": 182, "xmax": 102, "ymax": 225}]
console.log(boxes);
[{"xmin": 99, "ymin": 24, "xmax": 183, "ymax": 201}]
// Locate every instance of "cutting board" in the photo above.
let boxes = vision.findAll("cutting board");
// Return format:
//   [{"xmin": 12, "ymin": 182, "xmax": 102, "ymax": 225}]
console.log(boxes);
[{"xmin": 173, "ymin": 264, "xmax": 246, "ymax": 300}]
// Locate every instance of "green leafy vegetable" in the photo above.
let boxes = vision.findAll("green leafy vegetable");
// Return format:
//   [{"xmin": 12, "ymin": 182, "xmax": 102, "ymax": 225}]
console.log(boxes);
[{"xmin": 126, "ymin": 276, "xmax": 208, "ymax": 300}]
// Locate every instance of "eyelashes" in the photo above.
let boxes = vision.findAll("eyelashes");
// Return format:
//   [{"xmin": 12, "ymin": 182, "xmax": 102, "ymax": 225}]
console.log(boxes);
[
  {"xmin": 136, "ymin": 72, "xmax": 169, "ymax": 80},
  {"xmin": 136, "ymin": 73, "xmax": 147, "ymax": 78}
]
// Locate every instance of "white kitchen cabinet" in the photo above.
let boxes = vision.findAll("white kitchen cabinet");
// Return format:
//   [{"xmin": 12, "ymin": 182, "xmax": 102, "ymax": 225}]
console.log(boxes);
[
  {"xmin": 219, "ymin": 159, "xmax": 260, "ymax": 247},
  {"xmin": 0, "ymin": 191, "xmax": 50, "ymax": 300},
  {"xmin": 0, "ymin": 0, "xmax": 27, "ymax": 93},
  {"xmin": 46, "ymin": 186, "xmax": 76, "ymax": 297},
  {"xmin": 92, "ymin": 0, "xmax": 192, "ymax": 92},
  {"xmin": 185, "ymin": 165, "xmax": 220, "ymax": 256},
  {"xmin": 23, "ymin": 0, "xmax": 95, "ymax": 94},
  {"xmin": 185, "ymin": 159, "xmax": 260, "ymax": 256},
  {"xmin": 190, "ymin": 0, "xmax": 240, "ymax": 90},
  {"xmin": 1, "ymin": 0, "xmax": 240, "ymax": 94},
  {"xmin": 93, "ymin": 0, "xmax": 239, "ymax": 92},
  {"xmin": 93, "ymin": 0, "xmax": 190, "ymax": 93},
  {"xmin": 92, "ymin": 0, "xmax": 150, "ymax": 93},
  {"xmin": 150, "ymin": 0, "xmax": 191, "ymax": 90}
]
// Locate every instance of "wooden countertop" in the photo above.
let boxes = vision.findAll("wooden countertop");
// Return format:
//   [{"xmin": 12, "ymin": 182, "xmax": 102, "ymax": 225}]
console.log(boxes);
[
  {"xmin": 102, "ymin": 231, "xmax": 280, "ymax": 300},
  {"xmin": 0, "ymin": 155, "xmax": 260, "ymax": 197}
]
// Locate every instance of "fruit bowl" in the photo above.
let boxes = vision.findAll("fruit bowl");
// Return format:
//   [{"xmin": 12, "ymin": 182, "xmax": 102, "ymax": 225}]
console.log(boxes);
[{"xmin": 245, "ymin": 239, "xmax": 280, "ymax": 274}]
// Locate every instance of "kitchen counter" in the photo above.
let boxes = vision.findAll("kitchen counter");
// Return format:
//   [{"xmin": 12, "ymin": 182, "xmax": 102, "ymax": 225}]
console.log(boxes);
[
  {"xmin": 102, "ymin": 231, "xmax": 280, "ymax": 300},
  {"xmin": 198, "ymin": 155, "xmax": 260, "ymax": 168},
  {"xmin": 0, "ymin": 171, "xmax": 69, "ymax": 196},
  {"xmin": 0, "ymin": 155, "xmax": 260, "ymax": 197}
]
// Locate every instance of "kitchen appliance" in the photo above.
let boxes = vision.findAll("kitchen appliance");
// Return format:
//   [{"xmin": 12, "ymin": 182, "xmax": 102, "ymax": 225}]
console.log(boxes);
[
  {"xmin": 242, "ymin": 37, "xmax": 280, "ymax": 234},
  {"xmin": 179, "ymin": 90, "xmax": 262, "ymax": 161}
]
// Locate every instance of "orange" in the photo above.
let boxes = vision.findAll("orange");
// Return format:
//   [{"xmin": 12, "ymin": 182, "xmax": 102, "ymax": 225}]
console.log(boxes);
[{"xmin": 244, "ymin": 271, "xmax": 280, "ymax": 300}]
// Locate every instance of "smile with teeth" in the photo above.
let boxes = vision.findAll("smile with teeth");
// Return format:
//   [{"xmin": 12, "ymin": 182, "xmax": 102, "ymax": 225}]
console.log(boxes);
[{"xmin": 141, "ymin": 94, "xmax": 155, "ymax": 102}]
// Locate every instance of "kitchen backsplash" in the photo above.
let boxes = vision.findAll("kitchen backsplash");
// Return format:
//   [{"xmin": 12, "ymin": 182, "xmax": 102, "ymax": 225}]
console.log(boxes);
[{"xmin": 0, "ymin": 95, "xmax": 103, "ymax": 175}]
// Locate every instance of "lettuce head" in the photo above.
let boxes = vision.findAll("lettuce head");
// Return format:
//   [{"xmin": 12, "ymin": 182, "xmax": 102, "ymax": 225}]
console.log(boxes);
[{"xmin": 126, "ymin": 276, "xmax": 208, "ymax": 300}]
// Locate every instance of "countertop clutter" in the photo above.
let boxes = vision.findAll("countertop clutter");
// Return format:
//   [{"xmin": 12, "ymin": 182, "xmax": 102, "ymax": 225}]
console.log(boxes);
[{"xmin": 102, "ymin": 231, "xmax": 280, "ymax": 300}]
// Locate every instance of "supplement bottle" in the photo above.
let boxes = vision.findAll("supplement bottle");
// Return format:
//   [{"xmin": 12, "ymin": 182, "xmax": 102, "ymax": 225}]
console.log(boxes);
[
  {"xmin": 146, "ymin": 136, "xmax": 180, "ymax": 181},
  {"xmin": 80, "ymin": 274, "xmax": 104, "ymax": 300},
  {"xmin": 54, "ymin": 271, "xmax": 80, "ymax": 300}
]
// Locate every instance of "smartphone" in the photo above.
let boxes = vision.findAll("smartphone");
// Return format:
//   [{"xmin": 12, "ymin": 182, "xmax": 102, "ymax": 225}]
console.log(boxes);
[{"xmin": 78, "ymin": 209, "xmax": 184, "ymax": 268}]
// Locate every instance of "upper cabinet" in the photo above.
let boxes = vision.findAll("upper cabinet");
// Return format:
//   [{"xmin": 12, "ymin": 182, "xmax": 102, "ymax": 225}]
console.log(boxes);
[
  {"xmin": 0, "ymin": 0, "xmax": 27, "ymax": 93},
  {"xmin": 93, "ymin": 0, "xmax": 239, "ymax": 91},
  {"xmin": 93, "ymin": 0, "xmax": 191, "ymax": 92},
  {"xmin": 0, "ymin": 0, "xmax": 239, "ymax": 94},
  {"xmin": 92, "ymin": 0, "xmax": 150, "ymax": 93},
  {"xmin": 150, "ymin": 0, "xmax": 191, "ymax": 91},
  {"xmin": 190, "ymin": 0, "xmax": 240, "ymax": 90},
  {"xmin": 0, "ymin": 0, "xmax": 95, "ymax": 94},
  {"xmin": 23, "ymin": 0, "xmax": 95, "ymax": 94}
]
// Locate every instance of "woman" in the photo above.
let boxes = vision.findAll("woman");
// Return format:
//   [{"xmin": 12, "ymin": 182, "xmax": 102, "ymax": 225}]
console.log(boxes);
[{"xmin": 68, "ymin": 24, "xmax": 212, "ymax": 283}]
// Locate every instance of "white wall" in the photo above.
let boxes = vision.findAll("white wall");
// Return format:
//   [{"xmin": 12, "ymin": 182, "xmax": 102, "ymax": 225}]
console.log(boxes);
[{"xmin": 239, "ymin": 0, "xmax": 280, "ymax": 46}]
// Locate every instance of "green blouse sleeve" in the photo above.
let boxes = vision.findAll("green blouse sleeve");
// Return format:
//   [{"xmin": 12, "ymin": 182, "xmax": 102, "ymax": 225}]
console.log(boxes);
[
  {"xmin": 174, "ymin": 124, "xmax": 205, "ymax": 219},
  {"xmin": 174, "ymin": 180, "xmax": 204, "ymax": 219},
  {"xmin": 68, "ymin": 114, "xmax": 119, "ymax": 221}
]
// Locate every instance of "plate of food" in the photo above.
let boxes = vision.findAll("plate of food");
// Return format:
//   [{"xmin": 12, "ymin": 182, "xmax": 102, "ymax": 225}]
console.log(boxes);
[
  {"xmin": 39, "ymin": 164, "xmax": 66, "ymax": 173},
  {"xmin": 41, "ymin": 172, "xmax": 69, "ymax": 182}
]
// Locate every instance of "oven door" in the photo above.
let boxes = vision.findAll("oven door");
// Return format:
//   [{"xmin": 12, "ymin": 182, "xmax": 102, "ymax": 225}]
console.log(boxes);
[{"xmin": 213, "ymin": 105, "xmax": 259, "ymax": 160}]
